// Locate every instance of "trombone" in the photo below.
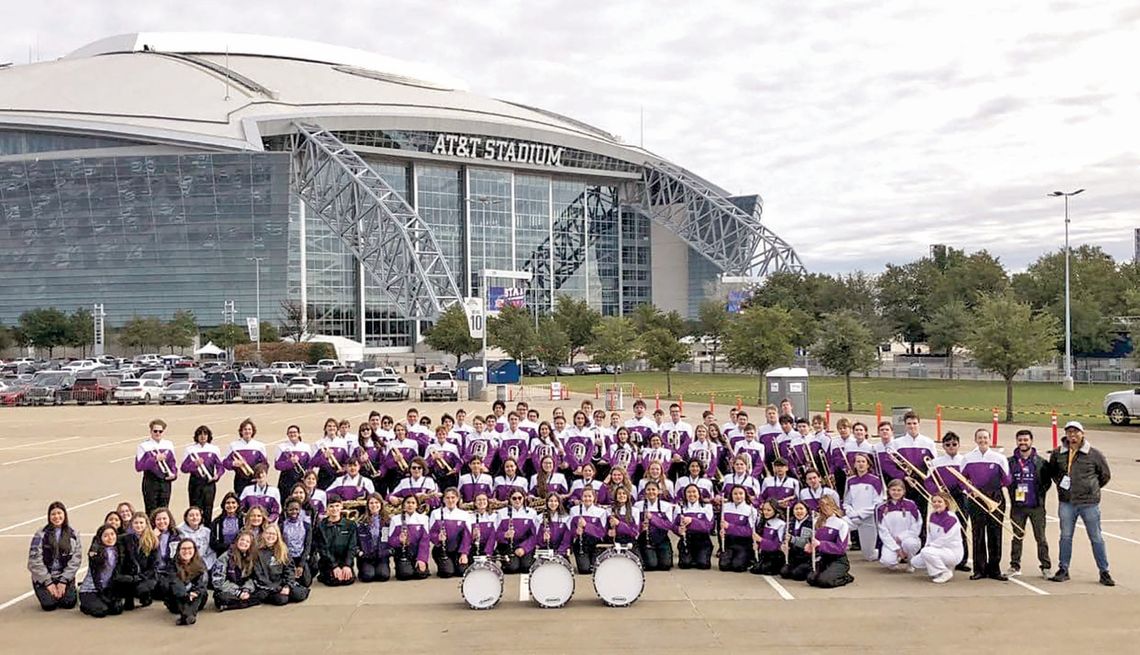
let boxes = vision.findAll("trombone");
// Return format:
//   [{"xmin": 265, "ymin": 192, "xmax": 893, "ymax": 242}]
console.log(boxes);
[
  {"xmin": 886, "ymin": 450, "xmax": 934, "ymax": 505},
  {"xmin": 922, "ymin": 457, "xmax": 962, "ymax": 514},
  {"xmin": 944, "ymin": 466, "xmax": 1025, "ymax": 539}
]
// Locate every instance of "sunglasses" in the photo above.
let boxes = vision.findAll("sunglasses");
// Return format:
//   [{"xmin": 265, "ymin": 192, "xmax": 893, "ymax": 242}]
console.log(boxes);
[
  {"xmin": 410, "ymin": 465, "xmax": 423, "ymax": 470},
  {"xmin": 151, "ymin": 428, "xmax": 165, "ymax": 434}
]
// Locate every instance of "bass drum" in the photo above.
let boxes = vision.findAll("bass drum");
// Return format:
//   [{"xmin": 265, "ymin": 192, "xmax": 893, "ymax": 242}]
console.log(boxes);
[
  {"xmin": 592, "ymin": 547, "xmax": 645, "ymax": 607},
  {"xmin": 461, "ymin": 558, "xmax": 504, "ymax": 610},
  {"xmin": 528, "ymin": 554, "xmax": 576, "ymax": 609}
]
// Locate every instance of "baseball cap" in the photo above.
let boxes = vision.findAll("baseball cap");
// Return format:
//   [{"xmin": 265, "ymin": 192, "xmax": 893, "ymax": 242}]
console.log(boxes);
[{"xmin": 1063, "ymin": 421, "xmax": 1084, "ymax": 432}]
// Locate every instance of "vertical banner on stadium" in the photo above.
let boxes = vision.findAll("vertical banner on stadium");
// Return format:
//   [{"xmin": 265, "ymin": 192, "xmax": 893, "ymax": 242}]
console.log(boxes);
[
  {"xmin": 487, "ymin": 286, "xmax": 526, "ymax": 315},
  {"xmin": 726, "ymin": 290, "xmax": 748, "ymax": 314},
  {"xmin": 245, "ymin": 317, "xmax": 260, "ymax": 342}
]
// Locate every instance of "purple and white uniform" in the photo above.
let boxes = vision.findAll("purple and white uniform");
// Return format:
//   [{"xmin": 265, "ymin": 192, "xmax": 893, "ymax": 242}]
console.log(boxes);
[
  {"xmin": 136, "ymin": 437, "xmax": 177, "ymax": 479},
  {"xmin": 605, "ymin": 444, "xmax": 638, "ymax": 478},
  {"xmin": 814, "ymin": 515, "xmax": 850, "ymax": 557},
  {"xmin": 721, "ymin": 472, "xmax": 761, "ymax": 504},
  {"xmin": 675, "ymin": 475, "xmax": 716, "ymax": 502},
  {"xmin": 532, "ymin": 513, "xmax": 572, "ymax": 556},
  {"xmin": 756, "ymin": 516, "xmax": 787, "ymax": 553},
  {"xmin": 659, "ymin": 420, "xmax": 693, "ymax": 453},
  {"xmin": 496, "ymin": 430, "xmax": 531, "ymax": 468},
  {"xmin": 458, "ymin": 472, "xmax": 494, "ymax": 503},
  {"xmin": 733, "ymin": 439, "xmax": 767, "ymax": 478},
  {"xmin": 384, "ymin": 437, "xmax": 420, "ymax": 475},
  {"xmin": 388, "ymin": 512, "xmax": 431, "ymax": 564},
  {"xmin": 495, "ymin": 506, "xmax": 538, "ymax": 554},
  {"xmin": 876, "ymin": 498, "xmax": 921, "ymax": 567},
  {"xmin": 389, "ymin": 475, "xmax": 439, "ymax": 508},
  {"xmin": 798, "ymin": 484, "xmax": 841, "ymax": 513},
  {"xmin": 469, "ymin": 512, "xmax": 497, "ymax": 557},
  {"xmin": 911, "ymin": 509, "xmax": 963, "ymax": 579},
  {"xmin": 239, "ymin": 483, "xmax": 282, "ymax": 522},
  {"xmin": 872, "ymin": 440, "xmax": 907, "ymax": 483},
  {"xmin": 181, "ymin": 442, "xmax": 222, "ymax": 480},
  {"xmin": 562, "ymin": 427, "xmax": 596, "ymax": 473},
  {"xmin": 924, "ymin": 453, "xmax": 964, "ymax": 496},
  {"xmin": 961, "ymin": 447, "xmax": 1011, "ymax": 498},
  {"xmin": 273, "ymin": 441, "xmax": 312, "ymax": 477},
  {"xmin": 897, "ymin": 433, "xmax": 937, "ymax": 477},
  {"xmin": 528, "ymin": 437, "xmax": 563, "ymax": 472},
  {"xmin": 428, "ymin": 506, "xmax": 472, "ymax": 553},
  {"xmin": 463, "ymin": 433, "xmax": 498, "ymax": 466},
  {"xmin": 636, "ymin": 477, "xmax": 675, "ymax": 502},
  {"xmin": 425, "ymin": 441, "xmax": 462, "ymax": 478},
  {"xmin": 326, "ymin": 473, "xmax": 375, "ymax": 502},
  {"xmin": 624, "ymin": 416, "xmax": 657, "ymax": 447},
  {"xmin": 493, "ymin": 474, "xmax": 528, "ymax": 503},
  {"xmin": 568, "ymin": 478, "xmax": 604, "ymax": 505},
  {"xmin": 529, "ymin": 472, "xmax": 569, "ymax": 498},
  {"xmin": 843, "ymin": 472, "xmax": 884, "ymax": 561},
  {"xmin": 722, "ymin": 501, "xmax": 758, "ymax": 539},
  {"xmin": 675, "ymin": 502, "xmax": 714, "ymax": 537},
  {"xmin": 309, "ymin": 437, "xmax": 348, "ymax": 479},
  {"xmin": 760, "ymin": 475, "xmax": 801, "ymax": 509},
  {"xmin": 568, "ymin": 504, "xmax": 608, "ymax": 542}
]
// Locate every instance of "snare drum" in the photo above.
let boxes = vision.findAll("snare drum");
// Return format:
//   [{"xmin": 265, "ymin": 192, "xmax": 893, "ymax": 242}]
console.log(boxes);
[
  {"xmin": 592, "ymin": 547, "xmax": 645, "ymax": 607},
  {"xmin": 527, "ymin": 553, "xmax": 576, "ymax": 609},
  {"xmin": 461, "ymin": 557, "xmax": 504, "ymax": 610}
]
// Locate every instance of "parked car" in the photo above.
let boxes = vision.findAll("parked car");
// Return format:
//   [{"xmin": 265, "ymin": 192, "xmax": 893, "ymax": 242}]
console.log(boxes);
[
  {"xmin": 316, "ymin": 359, "xmax": 341, "ymax": 371},
  {"xmin": 240, "ymin": 374, "xmax": 287, "ymax": 403},
  {"xmin": 522, "ymin": 360, "xmax": 549, "ymax": 377},
  {"xmin": 114, "ymin": 379, "xmax": 164, "ymax": 405},
  {"xmin": 25, "ymin": 371, "xmax": 76, "ymax": 405},
  {"xmin": 168, "ymin": 367, "xmax": 205, "ymax": 383},
  {"xmin": 326, "ymin": 373, "xmax": 370, "ymax": 402},
  {"xmin": 71, "ymin": 375, "xmax": 119, "ymax": 405},
  {"xmin": 371, "ymin": 375, "xmax": 410, "ymax": 401},
  {"xmin": 1104, "ymin": 388, "xmax": 1140, "ymax": 426},
  {"xmin": 421, "ymin": 371, "xmax": 459, "ymax": 402},
  {"xmin": 270, "ymin": 361, "xmax": 302, "ymax": 377},
  {"xmin": 61, "ymin": 359, "xmax": 99, "ymax": 373},
  {"xmin": 160, "ymin": 381, "xmax": 201, "ymax": 405},
  {"xmin": 0, "ymin": 381, "xmax": 30, "ymax": 406},
  {"xmin": 360, "ymin": 368, "xmax": 388, "ymax": 386},
  {"xmin": 139, "ymin": 370, "xmax": 171, "ymax": 386},
  {"xmin": 285, "ymin": 377, "xmax": 326, "ymax": 403},
  {"xmin": 201, "ymin": 371, "xmax": 244, "ymax": 403},
  {"xmin": 555, "ymin": 364, "xmax": 576, "ymax": 376}
]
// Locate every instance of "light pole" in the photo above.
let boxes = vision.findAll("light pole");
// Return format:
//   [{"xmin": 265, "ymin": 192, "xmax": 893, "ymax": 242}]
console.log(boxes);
[
  {"xmin": 247, "ymin": 257, "xmax": 264, "ymax": 352},
  {"xmin": 468, "ymin": 195, "xmax": 504, "ymax": 382},
  {"xmin": 1049, "ymin": 189, "xmax": 1084, "ymax": 391}
]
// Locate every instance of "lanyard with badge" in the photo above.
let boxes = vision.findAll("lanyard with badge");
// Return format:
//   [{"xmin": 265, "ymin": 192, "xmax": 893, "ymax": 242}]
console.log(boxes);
[{"xmin": 1014, "ymin": 455, "xmax": 1032, "ymax": 503}]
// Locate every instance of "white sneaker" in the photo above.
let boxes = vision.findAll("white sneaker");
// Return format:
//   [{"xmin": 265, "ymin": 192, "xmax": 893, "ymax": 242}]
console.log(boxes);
[
  {"xmin": 1040, "ymin": 567, "xmax": 1051, "ymax": 580},
  {"xmin": 1006, "ymin": 566, "xmax": 1022, "ymax": 577},
  {"xmin": 906, "ymin": 565, "xmax": 916, "ymax": 574},
  {"xmin": 933, "ymin": 571, "xmax": 953, "ymax": 584}
]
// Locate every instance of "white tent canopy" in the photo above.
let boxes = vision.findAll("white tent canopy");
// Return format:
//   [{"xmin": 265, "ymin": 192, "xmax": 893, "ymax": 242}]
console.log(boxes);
[{"xmin": 194, "ymin": 341, "xmax": 225, "ymax": 357}]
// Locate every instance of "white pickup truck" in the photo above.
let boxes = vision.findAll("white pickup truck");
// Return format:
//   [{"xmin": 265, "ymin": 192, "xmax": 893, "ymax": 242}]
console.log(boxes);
[
  {"xmin": 1104, "ymin": 388, "xmax": 1140, "ymax": 426},
  {"xmin": 326, "ymin": 373, "xmax": 370, "ymax": 402},
  {"xmin": 421, "ymin": 371, "xmax": 459, "ymax": 402},
  {"xmin": 240, "ymin": 374, "xmax": 287, "ymax": 403}
]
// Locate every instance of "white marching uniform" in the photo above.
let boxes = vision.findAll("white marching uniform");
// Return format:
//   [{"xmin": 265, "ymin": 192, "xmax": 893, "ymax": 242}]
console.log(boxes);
[
  {"xmin": 843, "ymin": 473, "xmax": 884, "ymax": 561},
  {"xmin": 911, "ymin": 510, "xmax": 964, "ymax": 580},
  {"xmin": 876, "ymin": 499, "xmax": 922, "ymax": 568}
]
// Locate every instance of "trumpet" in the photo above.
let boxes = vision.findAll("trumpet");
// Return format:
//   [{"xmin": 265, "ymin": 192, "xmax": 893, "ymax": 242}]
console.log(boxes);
[
  {"xmin": 944, "ymin": 466, "xmax": 1025, "ymax": 539},
  {"xmin": 322, "ymin": 446, "xmax": 343, "ymax": 473},
  {"xmin": 392, "ymin": 447, "xmax": 409, "ymax": 472},
  {"xmin": 232, "ymin": 450, "xmax": 254, "ymax": 477},
  {"xmin": 360, "ymin": 452, "xmax": 379, "ymax": 478},
  {"xmin": 293, "ymin": 455, "xmax": 306, "ymax": 477},
  {"xmin": 431, "ymin": 449, "xmax": 454, "ymax": 474}
]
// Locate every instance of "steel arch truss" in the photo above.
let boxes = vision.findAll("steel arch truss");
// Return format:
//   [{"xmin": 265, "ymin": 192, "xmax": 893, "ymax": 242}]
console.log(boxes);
[
  {"xmin": 290, "ymin": 123, "xmax": 462, "ymax": 319},
  {"xmin": 639, "ymin": 160, "xmax": 805, "ymax": 277}
]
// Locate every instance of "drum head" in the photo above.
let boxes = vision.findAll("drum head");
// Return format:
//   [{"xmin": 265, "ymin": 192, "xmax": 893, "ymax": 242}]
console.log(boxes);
[
  {"xmin": 593, "ymin": 550, "xmax": 645, "ymax": 607},
  {"xmin": 528, "ymin": 556, "xmax": 575, "ymax": 609},
  {"xmin": 461, "ymin": 561, "xmax": 504, "ymax": 610}
]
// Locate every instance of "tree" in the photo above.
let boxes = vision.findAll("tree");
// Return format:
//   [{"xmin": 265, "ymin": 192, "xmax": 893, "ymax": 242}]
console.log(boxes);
[
  {"xmin": 423, "ymin": 304, "xmax": 480, "ymax": 367},
  {"xmin": 697, "ymin": 298, "xmax": 729, "ymax": 372},
  {"xmin": 924, "ymin": 300, "xmax": 970, "ymax": 378},
  {"xmin": 722, "ymin": 305, "xmax": 797, "ymax": 401},
  {"xmin": 0, "ymin": 323, "xmax": 12, "ymax": 353},
  {"xmin": 966, "ymin": 293, "xmax": 1060, "ymax": 422},
  {"xmin": 532, "ymin": 316, "xmax": 571, "ymax": 371},
  {"xmin": 590, "ymin": 316, "xmax": 639, "ymax": 384},
  {"xmin": 629, "ymin": 304, "xmax": 686, "ymax": 339},
  {"xmin": 641, "ymin": 327, "xmax": 689, "ymax": 396},
  {"xmin": 165, "ymin": 310, "xmax": 198, "ymax": 353},
  {"xmin": 18, "ymin": 308, "xmax": 71, "ymax": 357},
  {"xmin": 67, "ymin": 307, "xmax": 94, "ymax": 358},
  {"xmin": 279, "ymin": 299, "xmax": 317, "ymax": 342},
  {"xmin": 202, "ymin": 323, "xmax": 249, "ymax": 351},
  {"xmin": 119, "ymin": 316, "xmax": 167, "ymax": 351},
  {"xmin": 258, "ymin": 321, "xmax": 281, "ymax": 344},
  {"xmin": 488, "ymin": 305, "xmax": 536, "ymax": 363},
  {"xmin": 553, "ymin": 295, "xmax": 601, "ymax": 361},
  {"xmin": 876, "ymin": 259, "xmax": 940, "ymax": 348},
  {"xmin": 814, "ymin": 311, "xmax": 879, "ymax": 411}
]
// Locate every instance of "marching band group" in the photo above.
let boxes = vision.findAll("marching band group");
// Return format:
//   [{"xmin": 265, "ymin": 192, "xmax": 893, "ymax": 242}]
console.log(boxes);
[{"xmin": 26, "ymin": 398, "xmax": 1114, "ymax": 624}]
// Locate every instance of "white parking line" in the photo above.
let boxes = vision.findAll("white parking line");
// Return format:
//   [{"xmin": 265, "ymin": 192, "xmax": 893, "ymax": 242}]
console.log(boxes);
[
  {"xmin": 0, "ymin": 493, "xmax": 119, "ymax": 533},
  {"xmin": 1104, "ymin": 489, "xmax": 1140, "ymax": 501},
  {"xmin": 1008, "ymin": 577, "xmax": 1050, "ymax": 596},
  {"xmin": 0, "ymin": 567, "xmax": 86, "ymax": 611},
  {"xmin": 0, "ymin": 436, "xmax": 81, "ymax": 451},
  {"xmin": 108, "ymin": 455, "xmax": 134, "ymax": 463},
  {"xmin": 762, "ymin": 575, "xmax": 795, "ymax": 600},
  {"xmin": 0, "ymin": 437, "xmax": 138, "ymax": 466},
  {"xmin": 1046, "ymin": 515, "xmax": 1140, "ymax": 546}
]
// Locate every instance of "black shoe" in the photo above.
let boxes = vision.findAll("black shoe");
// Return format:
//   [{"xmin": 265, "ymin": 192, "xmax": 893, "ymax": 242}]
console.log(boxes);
[
  {"xmin": 989, "ymin": 573, "xmax": 1008, "ymax": 582},
  {"xmin": 1050, "ymin": 569, "xmax": 1070, "ymax": 582},
  {"xmin": 176, "ymin": 616, "xmax": 187, "ymax": 626},
  {"xmin": 955, "ymin": 563, "xmax": 972, "ymax": 572},
  {"xmin": 969, "ymin": 573, "xmax": 986, "ymax": 580},
  {"xmin": 1100, "ymin": 571, "xmax": 1116, "ymax": 587},
  {"xmin": 186, "ymin": 615, "xmax": 197, "ymax": 625}
]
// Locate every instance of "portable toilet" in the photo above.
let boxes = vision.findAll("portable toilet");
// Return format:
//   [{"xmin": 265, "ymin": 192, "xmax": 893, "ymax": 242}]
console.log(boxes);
[
  {"xmin": 467, "ymin": 367, "xmax": 486, "ymax": 401},
  {"xmin": 765, "ymin": 367, "xmax": 809, "ymax": 419}
]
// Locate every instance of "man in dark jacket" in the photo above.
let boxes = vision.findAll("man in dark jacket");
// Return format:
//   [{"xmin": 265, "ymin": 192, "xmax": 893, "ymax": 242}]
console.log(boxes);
[
  {"xmin": 314, "ymin": 495, "xmax": 357, "ymax": 586},
  {"xmin": 1046, "ymin": 422, "xmax": 1114, "ymax": 586},
  {"xmin": 1006, "ymin": 430, "xmax": 1051, "ymax": 579}
]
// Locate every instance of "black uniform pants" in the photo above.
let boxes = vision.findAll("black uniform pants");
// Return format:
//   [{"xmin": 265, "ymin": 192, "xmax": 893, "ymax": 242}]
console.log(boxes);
[
  {"xmin": 807, "ymin": 554, "xmax": 853, "ymax": 588},
  {"xmin": 572, "ymin": 536, "xmax": 601, "ymax": 574},
  {"xmin": 142, "ymin": 474, "xmax": 171, "ymax": 516},
  {"xmin": 1009, "ymin": 504, "xmax": 1051, "ymax": 571},
  {"xmin": 33, "ymin": 581, "xmax": 77, "ymax": 611},
  {"xmin": 780, "ymin": 548, "xmax": 812, "ymax": 580},
  {"xmin": 969, "ymin": 495, "xmax": 1004, "ymax": 576},
  {"xmin": 188, "ymin": 475, "xmax": 216, "ymax": 523},
  {"xmin": 79, "ymin": 591, "xmax": 122, "ymax": 618},
  {"xmin": 639, "ymin": 535, "xmax": 674, "ymax": 571},
  {"xmin": 677, "ymin": 533, "xmax": 713, "ymax": 570},
  {"xmin": 358, "ymin": 556, "xmax": 391, "ymax": 582},
  {"xmin": 750, "ymin": 549, "xmax": 786, "ymax": 575},
  {"xmin": 718, "ymin": 535, "xmax": 753, "ymax": 572},
  {"xmin": 432, "ymin": 546, "xmax": 465, "ymax": 578}
]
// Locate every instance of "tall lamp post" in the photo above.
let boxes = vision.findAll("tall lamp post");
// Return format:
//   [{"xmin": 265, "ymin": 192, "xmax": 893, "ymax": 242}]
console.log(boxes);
[
  {"xmin": 1049, "ymin": 189, "xmax": 1083, "ymax": 391},
  {"xmin": 247, "ymin": 257, "xmax": 264, "ymax": 352}
]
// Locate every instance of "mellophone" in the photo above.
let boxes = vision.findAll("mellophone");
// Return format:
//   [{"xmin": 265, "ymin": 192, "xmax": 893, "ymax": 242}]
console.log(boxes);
[{"xmin": 460, "ymin": 544, "xmax": 645, "ymax": 610}]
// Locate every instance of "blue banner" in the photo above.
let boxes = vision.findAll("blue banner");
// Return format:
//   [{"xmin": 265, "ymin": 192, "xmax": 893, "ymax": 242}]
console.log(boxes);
[
  {"xmin": 488, "ymin": 286, "xmax": 526, "ymax": 312},
  {"xmin": 726, "ymin": 290, "xmax": 748, "ymax": 314}
]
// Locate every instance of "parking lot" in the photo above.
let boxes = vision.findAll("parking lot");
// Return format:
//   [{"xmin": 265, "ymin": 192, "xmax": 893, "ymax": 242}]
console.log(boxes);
[{"xmin": 0, "ymin": 395, "xmax": 1137, "ymax": 652}]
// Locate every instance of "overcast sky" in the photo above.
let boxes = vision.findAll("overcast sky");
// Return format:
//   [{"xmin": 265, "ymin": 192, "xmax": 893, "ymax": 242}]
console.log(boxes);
[{"xmin": 4, "ymin": 0, "xmax": 1137, "ymax": 273}]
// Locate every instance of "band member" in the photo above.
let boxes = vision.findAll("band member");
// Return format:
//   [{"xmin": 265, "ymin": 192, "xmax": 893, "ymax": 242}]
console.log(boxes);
[
  {"xmin": 528, "ymin": 420, "xmax": 564, "ymax": 474},
  {"xmin": 605, "ymin": 465, "xmax": 635, "ymax": 507},
  {"xmin": 181, "ymin": 425, "xmax": 222, "ymax": 523},
  {"xmin": 639, "ymin": 434, "xmax": 673, "ymax": 480},
  {"xmin": 355, "ymin": 423, "xmax": 385, "ymax": 491},
  {"xmin": 118, "ymin": 512, "xmax": 158, "ymax": 610},
  {"xmin": 494, "ymin": 490, "xmax": 538, "ymax": 573},
  {"xmin": 749, "ymin": 499, "xmax": 786, "ymax": 576},
  {"xmin": 27, "ymin": 501, "xmax": 81, "ymax": 611},
  {"xmin": 178, "ymin": 506, "xmax": 215, "ymax": 572},
  {"xmin": 636, "ymin": 481, "xmax": 676, "ymax": 571},
  {"xmin": 676, "ymin": 459, "xmax": 716, "ymax": 502},
  {"xmin": 676, "ymin": 484, "xmax": 714, "ymax": 570},
  {"xmin": 877, "ymin": 479, "xmax": 922, "ymax": 570},
  {"xmin": 327, "ymin": 458, "xmax": 376, "ymax": 502},
  {"xmin": 382, "ymin": 422, "xmax": 419, "ymax": 493},
  {"xmin": 495, "ymin": 412, "xmax": 531, "ymax": 476},
  {"xmin": 756, "ymin": 405, "xmax": 781, "ymax": 461},
  {"xmin": 281, "ymin": 499, "xmax": 315, "ymax": 586},
  {"xmin": 239, "ymin": 464, "xmax": 283, "ymax": 522},
  {"xmin": 772, "ymin": 416, "xmax": 799, "ymax": 468},
  {"xmin": 911, "ymin": 492, "xmax": 964, "ymax": 583},
  {"xmin": 311, "ymin": 418, "xmax": 349, "ymax": 490},
  {"xmin": 843, "ymin": 452, "xmax": 884, "ymax": 561},
  {"xmin": 760, "ymin": 459, "xmax": 800, "ymax": 511},
  {"xmin": 255, "ymin": 524, "xmax": 310, "ymax": 605},
  {"xmin": 534, "ymin": 494, "xmax": 572, "ymax": 557},
  {"xmin": 806, "ymin": 495, "xmax": 854, "ymax": 588},
  {"xmin": 560, "ymin": 411, "xmax": 593, "ymax": 476},
  {"xmin": 449, "ymin": 409, "xmax": 474, "ymax": 446},
  {"xmin": 150, "ymin": 508, "xmax": 181, "ymax": 598},
  {"xmin": 136, "ymin": 419, "xmax": 177, "ymax": 515},
  {"xmin": 719, "ymin": 485, "xmax": 757, "ymax": 572},
  {"xmin": 722, "ymin": 455, "xmax": 761, "ymax": 505},
  {"xmin": 388, "ymin": 495, "xmax": 430, "ymax": 581},
  {"xmin": 390, "ymin": 457, "xmax": 441, "ymax": 509},
  {"xmin": 488, "ymin": 401, "xmax": 508, "ymax": 433},
  {"xmin": 624, "ymin": 399, "xmax": 657, "ymax": 448},
  {"xmin": 1007, "ymin": 429, "xmax": 1052, "ymax": 578},
  {"xmin": 223, "ymin": 419, "xmax": 268, "ymax": 496},
  {"xmin": 608, "ymin": 486, "xmax": 641, "ymax": 547},
  {"xmin": 962, "ymin": 428, "xmax": 1011, "ymax": 581},
  {"xmin": 637, "ymin": 460, "xmax": 675, "ymax": 503},
  {"xmin": 780, "ymin": 501, "xmax": 814, "ymax": 581},
  {"xmin": 429, "ymin": 488, "xmax": 472, "ymax": 578},
  {"xmin": 798, "ymin": 469, "xmax": 841, "ymax": 512},
  {"xmin": 872, "ymin": 421, "xmax": 907, "ymax": 484},
  {"xmin": 301, "ymin": 471, "xmax": 328, "ymax": 518},
  {"xmin": 273, "ymin": 425, "xmax": 311, "ymax": 503},
  {"xmin": 843, "ymin": 421, "xmax": 876, "ymax": 473},
  {"xmin": 426, "ymin": 426, "xmax": 461, "ymax": 489},
  {"xmin": 733, "ymin": 425, "xmax": 767, "ymax": 479},
  {"xmin": 925, "ymin": 432, "xmax": 969, "ymax": 571},
  {"xmin": 209, "ymin": 492, "xmax": 243, "ymax": 557},
  {"xmin": 404, "ymin": 408, "xmax": 433, "ymax": 449},
  {"xmin": 605, "ymin": 427, "xmax": 638, "ymax": 480},
  {"xmin": 161, "ymin": 538, "xmax": 208, "ymax": 624},
  {"xmin": 78, "ymin": 525, "xmax": 124, "ymax": 618},
  {"xmin": 458, "ymin": 457, "xmax": 494, "ymax": 503},
  {"xmin": 463, "ymin": 416, "xmax": 498, "ymax": 472},
  {"xmin": 212, "ymin": 530, "xmax": 260, "ymax": 610},
  {"xmin": 569, "ymin": 462, "xmax": 605, "ymax": 505},
  {"xmin": 724, "ymin": 410, "xmax": 750, "ymax": 450},
  {"xmin": 469, "ymin": 493, "xmax": 497, "ymax": 558},
  {"xmin": 356, "ymin": 493, "xmax": 390, "ymax": 583},
  {"xmin": 569, "ymin": 487, "xmax": 607, "ymax": 573},
  {"xmin": 315, "ymin": 495, "xmax": 358, "ymax": 586},
  {"xmin": 894, "ymin": 411, "xmax": 936, "ymax": 527},
  {"xmin": 530, "ymin": 454, "xmax": 569, "ymax": 500}
]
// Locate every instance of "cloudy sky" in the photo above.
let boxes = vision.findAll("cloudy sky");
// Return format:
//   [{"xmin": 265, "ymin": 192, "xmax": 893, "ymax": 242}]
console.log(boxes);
[{"xmin": 4, "ymin": 0, "xmax": 1137, "ymax": 273}]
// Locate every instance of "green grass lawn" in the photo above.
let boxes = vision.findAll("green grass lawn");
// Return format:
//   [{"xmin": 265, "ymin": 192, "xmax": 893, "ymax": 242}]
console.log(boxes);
[{"xmin": 527, "ymin": 372, "xmax": 1124, "ymax": 428}]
